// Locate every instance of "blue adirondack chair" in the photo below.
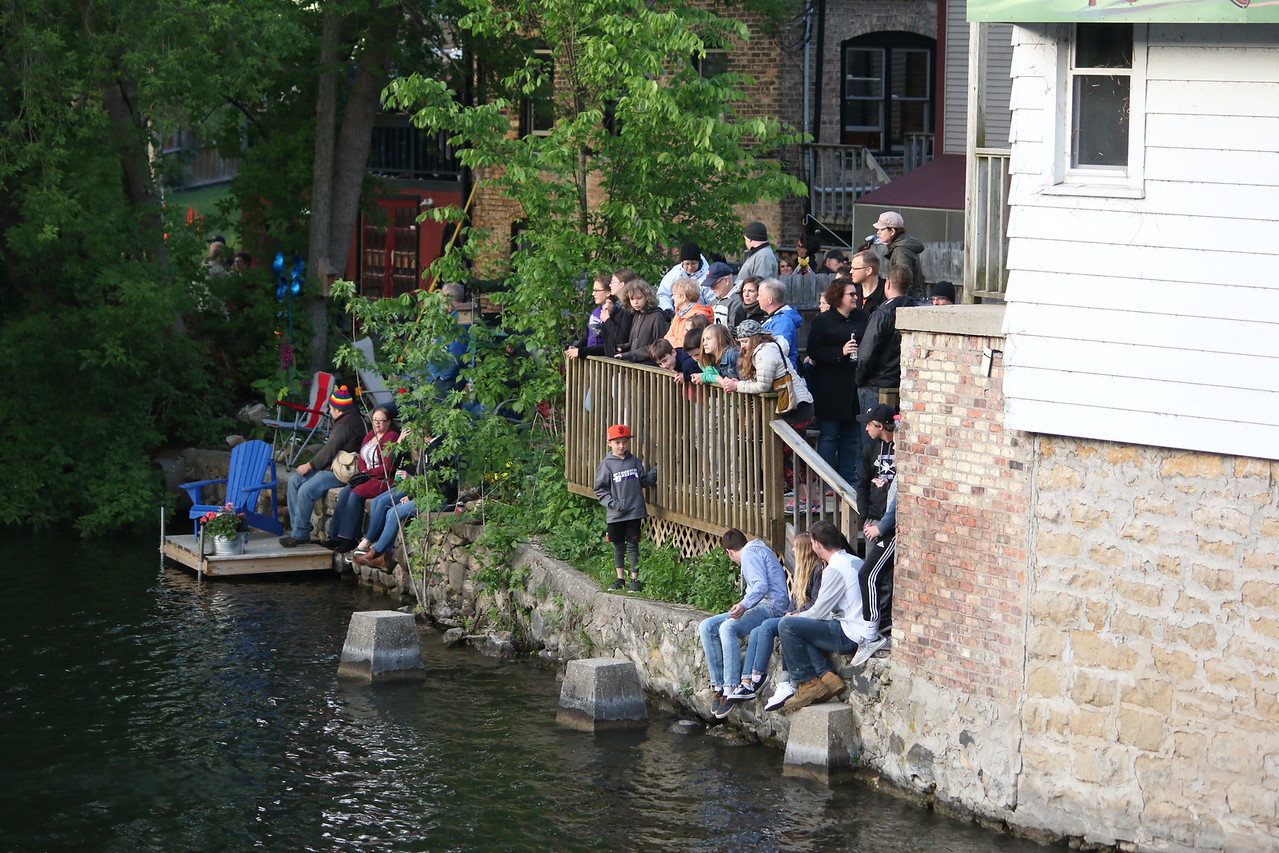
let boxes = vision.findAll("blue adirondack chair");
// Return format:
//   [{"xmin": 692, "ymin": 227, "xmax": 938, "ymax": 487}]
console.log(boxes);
[{"xmin": 179, "ymin": 439, "xmax": 284, "ymax": 538}]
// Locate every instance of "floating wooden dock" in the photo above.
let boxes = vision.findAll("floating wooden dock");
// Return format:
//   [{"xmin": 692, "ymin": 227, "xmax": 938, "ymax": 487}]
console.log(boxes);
[{"xmin": 162, "ymin": 531, "xmax": 336, "ymax": 577}]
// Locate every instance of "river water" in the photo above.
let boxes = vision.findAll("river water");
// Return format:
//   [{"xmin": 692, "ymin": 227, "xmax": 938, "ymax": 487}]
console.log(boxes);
[{"xmin": 0, "ymin": 537, "xmax": 1053, "ymax": 852}]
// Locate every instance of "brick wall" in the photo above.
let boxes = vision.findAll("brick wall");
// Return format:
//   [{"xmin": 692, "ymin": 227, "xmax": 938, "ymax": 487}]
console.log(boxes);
[{"xmin": 894, "ymin": 312, "xmax": 1031, "ymax": 702}]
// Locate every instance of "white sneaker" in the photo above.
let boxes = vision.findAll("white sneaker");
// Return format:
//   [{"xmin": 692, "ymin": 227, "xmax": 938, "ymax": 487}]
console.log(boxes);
[
  {"xmin": 763, "ymin": 680, "xmax": 796, "ymax": 711},
  {"xmin": 851, "ymin": 634, "xmax": 889, "ymax": 667}
]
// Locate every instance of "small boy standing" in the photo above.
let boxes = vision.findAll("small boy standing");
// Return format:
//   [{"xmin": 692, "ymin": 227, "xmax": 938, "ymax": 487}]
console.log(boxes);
[{"xmin": 592, "ymin": 424, "xmax": 658, "ymax": 592}]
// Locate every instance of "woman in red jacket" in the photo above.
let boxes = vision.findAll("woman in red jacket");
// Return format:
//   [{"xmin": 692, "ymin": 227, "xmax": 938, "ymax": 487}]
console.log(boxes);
[{"xmin": 322, "ymin": 404, "xmax": 401, "ymax": 552}]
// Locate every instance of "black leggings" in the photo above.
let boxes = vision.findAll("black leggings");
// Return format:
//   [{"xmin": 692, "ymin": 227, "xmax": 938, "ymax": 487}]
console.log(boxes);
[{"xmin": 607, "ymin": 519, "xmax": 642, "ymax": 575}]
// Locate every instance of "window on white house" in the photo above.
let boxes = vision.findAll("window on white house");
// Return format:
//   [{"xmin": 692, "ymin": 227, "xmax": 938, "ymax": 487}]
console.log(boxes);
[
  {"xmin": 1068, "ymin": 24, "xmax": 1132, "ymax": 170},
  {"xmin": 1047, "ymin": 22, "xmax": 1146, "ymax": 196}
]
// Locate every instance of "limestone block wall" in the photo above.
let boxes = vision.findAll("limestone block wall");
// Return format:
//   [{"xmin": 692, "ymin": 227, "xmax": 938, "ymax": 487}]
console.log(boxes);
[
  {"xmin": 1018, "ymin": 441, "xmax": 1279, "ymax": 850},
  {"xmin": 891, "ymin": 304, "xmax": 1279, "ymax": 851}
]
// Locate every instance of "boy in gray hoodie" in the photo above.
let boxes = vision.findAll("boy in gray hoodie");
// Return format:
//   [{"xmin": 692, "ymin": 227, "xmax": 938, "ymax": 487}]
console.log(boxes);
[{"xmin": 592, "ymin": 424, "xmax": 658, "ymax": 592}]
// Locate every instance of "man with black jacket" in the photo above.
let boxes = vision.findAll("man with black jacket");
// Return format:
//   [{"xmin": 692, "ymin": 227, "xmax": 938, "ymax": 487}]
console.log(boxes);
[
  {"xmin": 854, "ymin": 266, "xmax": 917, "ymax": 415},
  {"xmin": 855, "ymin": 403, "xmax": 897, "ymax": 538},
  {"xmin": 279, "ymin": 386, "xmax": 368, "ymax": 547},
  {"xmin": 850, "ymin": 251, "xmax": 886, "ymax": 314}
]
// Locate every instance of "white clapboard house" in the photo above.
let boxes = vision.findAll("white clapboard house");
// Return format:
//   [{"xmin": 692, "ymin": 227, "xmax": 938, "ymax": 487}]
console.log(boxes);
[{"xmin": 965, "ymin": 2, "xmax": 1279, "ymax": 460}]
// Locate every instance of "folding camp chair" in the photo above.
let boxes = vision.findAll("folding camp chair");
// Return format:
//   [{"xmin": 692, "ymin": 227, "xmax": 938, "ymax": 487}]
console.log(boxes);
[
  {"xmin": 179, "ymin": 439, "xmax": 283, "ymax": 537},
  {"xmin": 352, "ymin": 337, "xmax": 396, "ymax": 414},
  {"xmin": 263, "ymin": 370, "xmax": 335, "ymax": 467}
]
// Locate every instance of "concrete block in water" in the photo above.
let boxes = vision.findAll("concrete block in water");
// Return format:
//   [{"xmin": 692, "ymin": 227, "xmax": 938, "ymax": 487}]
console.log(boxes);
[
  {"xmin": 337, "ymin": 610, "xmax": 425, "ymax": 682},
  {"xmin": 783, "ymin": 703, "xmax": 860, "ymax": 783},
  {"xmin": 557, "ymin": 657, "xmax": 648, "ymax": 731}
]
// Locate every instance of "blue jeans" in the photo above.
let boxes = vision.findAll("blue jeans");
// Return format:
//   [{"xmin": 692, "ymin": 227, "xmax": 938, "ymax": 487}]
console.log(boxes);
[
  {"xmin": 330, "ymin": 485, "xmax": 374, "ymax": 540},
  {"xmin": 287, "ymin": 469, "xmax": 342, "ymax": 540},
  {"xmin": 366, "ymin": 492, "xmax": 416, "ymax": 554},
  {"xmin": 364, "ymin": 490, "xmax": 400, "ymax": 541},
  {"xmin": 778, "ymin": 617, "xmax": 859, "ymax": 683},
  {"xmin": 817, "ymin": 418, "xmax": 861, "ymax": 488},
  {"xmin": 744, "ymin": 617, "xmax": 783, "ymax": 677},
  {"xmin": 699, "ymin": 605, "xmax": 772, "ymax": 691}
]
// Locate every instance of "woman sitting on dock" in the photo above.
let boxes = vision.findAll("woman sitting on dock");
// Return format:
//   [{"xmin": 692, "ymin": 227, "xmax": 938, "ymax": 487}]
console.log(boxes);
[{"xmin": 323, "ymin": 404, "xmax": 400, "ymax": 553}]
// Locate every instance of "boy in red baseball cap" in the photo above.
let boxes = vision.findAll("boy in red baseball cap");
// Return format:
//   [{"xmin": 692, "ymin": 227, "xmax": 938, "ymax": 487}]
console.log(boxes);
[{"xmin": 593, "ymin": 424, "xmax": 658, "ymax": 592}]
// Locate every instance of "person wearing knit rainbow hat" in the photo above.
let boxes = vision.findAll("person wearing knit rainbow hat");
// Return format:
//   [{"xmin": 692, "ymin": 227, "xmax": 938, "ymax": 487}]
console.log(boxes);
[{"xmin": 279, "ymin": 383, "xmax": 369, "ymax": 548}]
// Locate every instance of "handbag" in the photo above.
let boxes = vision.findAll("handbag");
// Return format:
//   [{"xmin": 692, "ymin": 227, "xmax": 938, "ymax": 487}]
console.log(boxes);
[
  {"xmin": 770, "ymin": 344, "xmax": 795, "ymax": 414},
  {"xmin": 331, "ymin": 450, "xmax": 359, "ymax": 483}
]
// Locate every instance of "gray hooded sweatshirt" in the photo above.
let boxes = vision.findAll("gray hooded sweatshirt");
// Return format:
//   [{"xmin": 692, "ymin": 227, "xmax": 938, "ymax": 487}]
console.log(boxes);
[{"xmin": 593, "ymin": 452, "xmax": 658, "ymax": 523}]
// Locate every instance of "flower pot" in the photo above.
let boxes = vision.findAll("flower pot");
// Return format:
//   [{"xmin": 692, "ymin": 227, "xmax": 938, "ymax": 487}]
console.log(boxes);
[{"xmin": 211, "ymin": 533, "xmax": 247, "ymax": 556}]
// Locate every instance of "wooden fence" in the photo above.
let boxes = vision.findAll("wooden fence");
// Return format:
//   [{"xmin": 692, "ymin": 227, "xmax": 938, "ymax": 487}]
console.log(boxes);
[
  {"xmin": 964, "ymin": 148, "xmax": 1011, "ymax": 300},
  {"xmin": 564, "ymin": 357, "xmax": 869, "ymax": 558},
  {"xmin": 565, "ymin": 356, "xmax": 785, "ymax": 553}
]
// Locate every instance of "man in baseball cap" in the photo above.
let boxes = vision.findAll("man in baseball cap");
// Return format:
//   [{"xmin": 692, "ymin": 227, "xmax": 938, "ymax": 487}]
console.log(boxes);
[
  {"xmin": 704, "ymin": 261, "xmax": 744, "ymax": 329},
  {"xmin": 871, "ymin": 211, "xmax": 925, "ymax": 300}
]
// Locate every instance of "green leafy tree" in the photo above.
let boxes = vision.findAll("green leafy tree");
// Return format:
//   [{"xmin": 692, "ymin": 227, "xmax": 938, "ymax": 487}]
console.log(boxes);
[
  {"xmin": 343, "ymin": 0, "xmax": 805, "ymax": 590},
  {"xmin": 377, "ymin": 0, "xmax": 806, "ymax": 423}
]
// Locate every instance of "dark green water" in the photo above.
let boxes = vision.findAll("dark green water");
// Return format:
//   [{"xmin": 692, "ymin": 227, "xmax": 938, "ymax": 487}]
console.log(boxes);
[{"xmin": 0, "ymin": 538, "xmax": 1053, "ymax": 852}]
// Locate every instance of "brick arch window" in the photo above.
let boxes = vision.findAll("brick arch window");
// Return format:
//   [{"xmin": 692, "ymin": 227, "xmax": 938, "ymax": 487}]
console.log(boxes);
[{"xmin": 840, "ymin": 31, "xmax": 935, "ymax": 155}]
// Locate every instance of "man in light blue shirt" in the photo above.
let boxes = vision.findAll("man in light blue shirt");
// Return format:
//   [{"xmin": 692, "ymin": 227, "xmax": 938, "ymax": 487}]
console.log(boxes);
[{"xmin": 699, "ymin": 528, "xmax": 792, "ymax": 720}]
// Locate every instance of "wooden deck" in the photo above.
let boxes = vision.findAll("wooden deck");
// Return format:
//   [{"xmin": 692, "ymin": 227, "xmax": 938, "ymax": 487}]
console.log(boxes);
[{"xmin": 162, "ymin": 531, "xmax": 336, "ymax": 577}]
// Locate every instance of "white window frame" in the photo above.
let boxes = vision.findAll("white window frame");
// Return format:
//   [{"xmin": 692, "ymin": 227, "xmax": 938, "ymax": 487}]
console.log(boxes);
[
  {"xmin": 1044, "ymin": 23, "xmax": 1147, "ymax": 199},
  {"xmin": 520, "ymin": 47, "xmax": 555, "ymax": 138}
]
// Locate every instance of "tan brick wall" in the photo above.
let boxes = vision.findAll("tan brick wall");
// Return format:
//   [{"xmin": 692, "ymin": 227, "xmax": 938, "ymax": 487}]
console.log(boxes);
[{"xmin": 894, "ymin": 329, "xmax": 1032, "ymax": 702}]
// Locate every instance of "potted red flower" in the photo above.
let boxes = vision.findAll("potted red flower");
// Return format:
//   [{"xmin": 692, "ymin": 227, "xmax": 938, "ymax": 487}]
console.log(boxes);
[{"xmin": 199, "ymin": 503, "xmax": 249, "ymax": 555}]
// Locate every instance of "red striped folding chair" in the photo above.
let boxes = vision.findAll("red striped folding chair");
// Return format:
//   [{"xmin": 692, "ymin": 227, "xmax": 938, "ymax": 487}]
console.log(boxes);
[{"xmin": 263, "ymin": 371, "xmax": 335, "ymax": 468}]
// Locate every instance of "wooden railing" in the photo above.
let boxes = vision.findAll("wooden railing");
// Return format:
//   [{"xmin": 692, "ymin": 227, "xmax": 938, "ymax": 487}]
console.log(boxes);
[
  {"xmin": 565, "ymin": 356, "xmax": 785, "ymax": 551},
  {"xmin": 771, "ymin": 421, "xmax": 862, "ymax": 547},
  {"xmin": 964, "ymin": 148, "xmax": 1011, "ymax": 300},
  {"xmin": 804, "ymin": 144, "xmax": 890, "ymax": 227},
  {"xmin": 903, "ymin": 133, "xmax": 935, "ymax": 174}
]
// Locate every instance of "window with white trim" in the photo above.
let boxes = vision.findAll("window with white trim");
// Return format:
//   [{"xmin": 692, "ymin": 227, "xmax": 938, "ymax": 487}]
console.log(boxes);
[
  {"xmin": 519, "ymin": 47, "xmax": 555, "ymax": 138},
  {"xmin": 1050, "ymin": 23, "xmax": 1146, "ymax": 196}
]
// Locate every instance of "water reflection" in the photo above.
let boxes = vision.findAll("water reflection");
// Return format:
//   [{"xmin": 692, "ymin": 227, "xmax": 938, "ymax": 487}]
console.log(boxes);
[{"xmin": 0, "ymin": 538, "xmax": 1054, "ymax": 852}]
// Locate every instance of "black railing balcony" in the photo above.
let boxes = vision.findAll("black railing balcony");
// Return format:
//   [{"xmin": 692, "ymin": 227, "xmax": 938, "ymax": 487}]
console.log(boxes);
[{"xmin": 368, "ymin": 119, "xmax": 462, "ymax": 182}]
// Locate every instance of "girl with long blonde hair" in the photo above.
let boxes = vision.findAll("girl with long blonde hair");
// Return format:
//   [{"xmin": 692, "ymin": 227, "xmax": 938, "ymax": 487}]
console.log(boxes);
[{"xmin": 722, "ymin": 532, "xmax": 826, "ymax": 709}]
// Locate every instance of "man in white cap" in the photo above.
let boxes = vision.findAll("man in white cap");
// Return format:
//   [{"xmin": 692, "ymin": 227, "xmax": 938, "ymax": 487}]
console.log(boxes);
[
  {"xmin": 736, "ymin": 221, "xmax": 778, "ymax": 284},
  {"xmin": 872, "ymin": 211, "xmax": 925, "ymax": 301},
  {"xmin": 704, "ymin": 262, "xmax": 745, "ymax": 329},
  {"xmin": 656, "ymin": 241, "xmax": 710, "ymax": 315}
]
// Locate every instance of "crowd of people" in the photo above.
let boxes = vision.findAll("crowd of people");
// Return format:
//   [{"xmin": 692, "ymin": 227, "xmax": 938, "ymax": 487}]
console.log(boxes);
[
  {"xmin": 577, "ymin": 211, "xmax": 951, "ymax": 716},
  {"xmin": 272, "ymin": 211, "xmax": 945, "ymax": 720}
]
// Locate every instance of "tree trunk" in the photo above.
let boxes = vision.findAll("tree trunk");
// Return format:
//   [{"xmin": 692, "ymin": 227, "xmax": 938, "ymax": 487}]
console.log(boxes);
[
  {"xmin": 306, "ymin": 7, "xmax": 341, "ymax": 376},
  {"xmin": 324, "ymin": 15, "xmax": 398, "ymax": 274}
]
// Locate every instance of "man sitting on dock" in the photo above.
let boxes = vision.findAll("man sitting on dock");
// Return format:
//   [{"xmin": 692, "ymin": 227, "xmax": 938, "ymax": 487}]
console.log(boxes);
[{"xmin": 279, "ymin": 386, "xmax": 368, "ymax": 548}]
